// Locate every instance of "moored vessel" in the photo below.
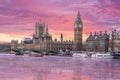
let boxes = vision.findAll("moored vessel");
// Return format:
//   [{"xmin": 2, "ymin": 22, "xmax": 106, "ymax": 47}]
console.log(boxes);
[
  {"xmin": 91, "ymin": 52, "xmax": 113, "ymax": 59},
  {"xmin": 72, "ymin": 51, "xmax": 89, "ymax": 58}
]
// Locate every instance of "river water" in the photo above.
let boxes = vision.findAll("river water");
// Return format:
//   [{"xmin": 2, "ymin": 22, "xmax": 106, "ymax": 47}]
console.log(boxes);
[{"xmin": 0, "ymin": 53, "xmax": 120, "ymax": 80}]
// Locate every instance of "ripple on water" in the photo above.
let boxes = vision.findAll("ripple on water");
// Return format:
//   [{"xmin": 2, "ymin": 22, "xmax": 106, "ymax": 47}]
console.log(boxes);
[{"xmin": 0, "ymin": 53, "xmax": 120, "ymax": 80}]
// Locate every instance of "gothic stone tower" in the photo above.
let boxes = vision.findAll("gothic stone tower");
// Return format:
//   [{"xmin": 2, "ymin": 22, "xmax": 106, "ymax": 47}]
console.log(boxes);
[
  {"xmin": 74, "ymin": 11, "xmax": 83, "ymax": 51},
  {"xmin": 35, "ymin": 22, "xmax": 44, "ymax": 38}
]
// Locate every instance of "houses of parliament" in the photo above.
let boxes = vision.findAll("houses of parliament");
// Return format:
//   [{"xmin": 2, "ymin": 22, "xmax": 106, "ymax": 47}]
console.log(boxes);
[{"xmin": 11, "ymin": 11, "xmax": 83, "ymax": 51}]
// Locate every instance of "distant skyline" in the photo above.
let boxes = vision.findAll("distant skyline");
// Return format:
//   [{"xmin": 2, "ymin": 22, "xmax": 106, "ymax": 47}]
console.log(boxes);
[{"xmin": 0, "ymin": 0, "xmax": 120, "ymax": 43}]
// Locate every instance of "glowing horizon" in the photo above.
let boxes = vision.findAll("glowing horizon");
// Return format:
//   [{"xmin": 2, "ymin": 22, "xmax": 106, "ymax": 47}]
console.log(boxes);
[{"xmin": 0, "ymin": 0, "xmax": 120, "ymax": 43}]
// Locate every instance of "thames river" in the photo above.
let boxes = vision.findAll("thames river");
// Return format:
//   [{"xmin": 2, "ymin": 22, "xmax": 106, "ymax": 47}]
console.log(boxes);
[{"xmin": 0, "ymin": 53, "xmax": 120, "ymax": 80}]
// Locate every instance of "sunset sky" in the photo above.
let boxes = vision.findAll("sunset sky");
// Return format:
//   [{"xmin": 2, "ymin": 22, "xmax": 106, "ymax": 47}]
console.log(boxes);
[{"xmin": 0, "ymin": 0, "xmax": 120, "ymax": 43}]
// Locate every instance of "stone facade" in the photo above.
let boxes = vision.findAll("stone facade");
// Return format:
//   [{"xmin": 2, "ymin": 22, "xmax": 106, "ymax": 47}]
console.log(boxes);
[
  {"xmin": 86, "ymin": 31, "xmax": 109, "ymax": 52},
  {"xmin": 11, "ymin": 11, "xmax": 83, "ymax": 52},
  {"xmin": 110, "ymin": 30, "xmax": 120, "ymax": 52},
  {"xmin": 11, "ymin": 40, "xmax": 18, "ymax": 49}
]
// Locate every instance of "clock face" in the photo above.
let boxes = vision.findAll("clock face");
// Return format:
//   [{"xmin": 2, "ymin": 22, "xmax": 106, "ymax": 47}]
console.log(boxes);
[
  {"xmin": 79, "ymin": 24, "xmax": 82, "ymax": 28},
  {"xmin": 75, "ymin": 24, "xmax": 77, "ymax": 28},
  {"xmin": 75, "ymin": 24, "xmax": 82, "ymax": 28},
  {"xmin": 95, "ymin": 36, "xmax": 97, "ymax": 39}
]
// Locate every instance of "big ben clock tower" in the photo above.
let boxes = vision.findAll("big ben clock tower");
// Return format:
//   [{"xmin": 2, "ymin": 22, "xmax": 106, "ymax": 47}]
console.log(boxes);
[{"xmin": 74, "ymin": 11, "xmax": 83, "ymax": 51}]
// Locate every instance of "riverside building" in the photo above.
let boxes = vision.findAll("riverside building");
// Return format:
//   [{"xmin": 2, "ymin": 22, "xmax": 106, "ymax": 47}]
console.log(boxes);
[{"xmin": 11, "ymin": 11, "xmax": 83, "ymax": 52}]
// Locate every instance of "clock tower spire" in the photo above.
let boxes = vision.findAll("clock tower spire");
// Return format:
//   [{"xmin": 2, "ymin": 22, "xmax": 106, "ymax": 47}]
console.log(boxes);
[{"xmin": 74, "ymin": 11, "xmax": 83, "ymax": 51}]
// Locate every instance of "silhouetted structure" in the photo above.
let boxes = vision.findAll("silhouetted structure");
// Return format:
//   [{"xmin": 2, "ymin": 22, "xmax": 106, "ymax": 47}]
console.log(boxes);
[
  {"xmin": 11, "ymin": 11, "xmax": 83, "ymax": 52},
  {"xmin": 111, "ymin": 30, "xmax": 120, "ymax": 52},
  {"xmin": 73, "ymin": 11, "xmax": 83, "ymax": 51},
  {"xmin": 86, "ymin": 31, "xmax": 109, "ymax": 52}
]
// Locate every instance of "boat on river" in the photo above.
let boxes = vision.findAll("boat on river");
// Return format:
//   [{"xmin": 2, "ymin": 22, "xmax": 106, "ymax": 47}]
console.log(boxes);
[
  {"xmin": 29, "ymin": 52, "xmax": 43, "ymax": 57},
  {"xmin": 72, "ymin": 51, "xmax": 89, "ymax": 58},
  {"xmin": 72, "ymin": 51, "xmax": 114, "ymax": 59},
  {"xmin": 29, "ymin": 50, "xmax": 43, "ymax": 57},
  {"xmin": 91, "ymin": 52, "xmax": 113, "ymax": 59},
  {"xmin": 111, "ymin": 52, "xmax": 120, "ymax": 59}
]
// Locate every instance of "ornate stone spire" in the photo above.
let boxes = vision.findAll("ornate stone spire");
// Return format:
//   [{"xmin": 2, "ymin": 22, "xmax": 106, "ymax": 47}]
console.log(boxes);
[
  {"xmin": 77, "ymin": 11, "xmax": 80, "ymax": 18},
  {"xmin": 46, "ymin": 25, "xmax": 49, "ymax": 34},
  {"xmin": 76, "ymin": 11, "xmax": 81, "ymax": 22},
  {"xmin": 100, "ymin": 31, "xmax": 102, "ymax": 35},
  {"xmin": 60, "ymin": 33, "xmax": 63, "ymax": 42},
  {"xmin": 90, "ymin": 32, "xmax": 92, "ymax": 36}
]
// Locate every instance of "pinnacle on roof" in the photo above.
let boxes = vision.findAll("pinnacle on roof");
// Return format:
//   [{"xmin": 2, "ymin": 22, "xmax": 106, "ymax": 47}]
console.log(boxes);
[
  {"xmin": 75, "ymin": 11, "xmax": 81, "ymax": 22},
  {"xmin": 77, "ymin": 11, "xmax": 80, "ymax": 17}
]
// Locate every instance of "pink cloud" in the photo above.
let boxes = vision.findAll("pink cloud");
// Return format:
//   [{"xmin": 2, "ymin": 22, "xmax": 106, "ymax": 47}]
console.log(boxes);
[{"xmin": 0, "ymin": 0, "xmax": 119, "ymax": 42}]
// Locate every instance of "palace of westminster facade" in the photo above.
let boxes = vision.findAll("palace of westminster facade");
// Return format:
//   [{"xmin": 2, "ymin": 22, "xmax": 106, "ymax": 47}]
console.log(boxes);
[
  {"xmin": 11, "ymin": 11, "xmax": 83, "ymax": 51},
  {"xmin": 11, "ymin": 11, "xmax": 120, "ymax": 52}
]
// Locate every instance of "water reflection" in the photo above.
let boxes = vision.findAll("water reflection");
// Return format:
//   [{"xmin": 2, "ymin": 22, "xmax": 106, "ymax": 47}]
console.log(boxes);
[{"xmin": 0, "ymin": 54, "xmax": 120, "ymax": 80}]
